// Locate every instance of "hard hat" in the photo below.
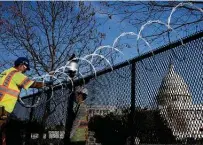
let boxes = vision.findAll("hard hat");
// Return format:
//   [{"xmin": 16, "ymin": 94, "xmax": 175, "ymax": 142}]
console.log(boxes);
[
  {"xmin": 14, "ymin": 57, "xmax": 30, "ymax": 70},
  {"xmin": 75, "ymin": 86, "xmax": 88, "ymax": 96}
]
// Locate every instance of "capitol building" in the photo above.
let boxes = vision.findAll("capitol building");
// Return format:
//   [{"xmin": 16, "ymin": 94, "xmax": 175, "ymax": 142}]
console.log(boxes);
[{"xmin": 157, "ymin": 63, "xmax": 203, "ymax": 139}]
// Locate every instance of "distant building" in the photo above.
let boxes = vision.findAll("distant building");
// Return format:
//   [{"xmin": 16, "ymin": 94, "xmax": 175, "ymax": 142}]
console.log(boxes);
[
  {"xmin": 157, "ymin": 63, "xmax": 203, "ymax": 139},
  {"xmin": 87, "ymin": 105, "xmax": 119, "ymax": 145},
  {"xmin": 30, "ymin": 105, "xmax": 119, "ymax": 144},
  {"xmin": 88, "ymin": 105, "xmax": 118, "ymax": 119}
]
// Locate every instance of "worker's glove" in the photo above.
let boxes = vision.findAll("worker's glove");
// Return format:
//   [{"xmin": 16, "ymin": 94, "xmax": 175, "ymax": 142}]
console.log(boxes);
[{"xmin": 44, "ymin": 81, "xmax": 54, "ymax": 87}]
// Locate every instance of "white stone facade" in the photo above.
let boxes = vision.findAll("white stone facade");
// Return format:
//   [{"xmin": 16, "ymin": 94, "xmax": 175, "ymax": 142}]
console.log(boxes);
[{"xmin": 157, "ymin": 63, "xmax": 203, "ymax": 139}]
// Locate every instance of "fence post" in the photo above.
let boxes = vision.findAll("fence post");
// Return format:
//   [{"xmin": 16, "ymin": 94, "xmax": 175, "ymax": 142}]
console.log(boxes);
[
  {"xmin": 38, "ymin": 89, "xmax": 51, "ymax": 143},
  {"xmin": 64, "ymin": 86, "xmax": 75, "ymax": 144},
  {"xmin": 130, "ymin": 61, "xmax": 136, "ymax": 145},
  {"xmin": 25, "ymin": 95, "xmax": 36, "ymax": 145}
]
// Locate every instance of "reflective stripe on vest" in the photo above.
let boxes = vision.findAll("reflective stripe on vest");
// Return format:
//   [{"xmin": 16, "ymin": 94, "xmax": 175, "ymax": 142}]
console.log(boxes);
[
  {"xmin": 2, "ymin": 70, "xmax": 18, "ymax": 87},
  {"xmin": 0, "ymin": 70, "xmax": 19, "ymax": 100},
  {"xmin": 0, "ymin": 92, "xmax": 4, "ymax": 101},
  {"xmin": 79, "ymin": 120, "xmax": 88, "ymax": 128},
  {"xmin": 0, "ymin": 85, "xmax": 19, "ymax": 97},
  {"xmin": 19, "ymin": 78, "xmax": 31, "ymax": 88}
]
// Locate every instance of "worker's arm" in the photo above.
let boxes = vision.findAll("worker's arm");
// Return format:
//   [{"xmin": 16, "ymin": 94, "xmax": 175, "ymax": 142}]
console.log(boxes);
[
  {"xmin": 30, "ymin": 81, "xmax": 54, "ymax": 88},
  {"xmin": 13, "ymin": 72, "xmax": 53, "ymax": 89}
]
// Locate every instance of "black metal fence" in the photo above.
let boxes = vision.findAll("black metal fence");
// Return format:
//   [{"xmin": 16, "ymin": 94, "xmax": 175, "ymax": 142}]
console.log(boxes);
[{"xmin": 11, "ymin": 31, "xmax": 203, "ymax": 145}]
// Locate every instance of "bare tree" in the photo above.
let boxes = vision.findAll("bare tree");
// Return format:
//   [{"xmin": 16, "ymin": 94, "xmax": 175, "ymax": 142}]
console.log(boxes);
[
  {"xmin": 96, "ymin": 1, "xmax": 203, "ymax": 50},
  {"xmin": 0, "ymin": 1, "xmax": 104, "ymax": 76}
]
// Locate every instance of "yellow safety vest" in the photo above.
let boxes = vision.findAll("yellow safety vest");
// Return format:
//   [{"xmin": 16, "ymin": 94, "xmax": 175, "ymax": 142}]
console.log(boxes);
[{"xmin": 0, "ymin": 67, "xmax": 34, "ymax": 113}]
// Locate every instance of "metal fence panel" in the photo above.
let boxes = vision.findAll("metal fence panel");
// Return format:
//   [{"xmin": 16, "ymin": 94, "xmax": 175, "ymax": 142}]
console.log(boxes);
[{"xmin": 11, "ymin": 32, "xmax": 203, "ymax": 145}]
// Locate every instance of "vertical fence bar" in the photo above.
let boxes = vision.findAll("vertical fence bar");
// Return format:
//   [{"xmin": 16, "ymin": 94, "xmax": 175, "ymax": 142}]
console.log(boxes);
[
  {"xmin": 130, "ymin": 62, "xmax": 136, "ymax": 145},
  {"xmin": 64, "ymin": 86, "xmax": 75, "ymax": 144},
  {"xmin": 20, "ymin": 31, "xmax": 203, "ymax": 145},
  {"xmin": 25, "ymin": 95, "xmax": 36, "ymax": 145},
  {"xmin": 39, "ymin": 89, "xmax": 51, "ymax": 143}
]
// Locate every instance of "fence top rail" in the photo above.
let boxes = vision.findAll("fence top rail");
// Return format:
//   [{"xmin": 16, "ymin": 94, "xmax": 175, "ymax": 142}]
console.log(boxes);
[
  {"xmin": 73, "ymin": 31, "xmax": 203, "ymax": 82},
  {"xmin": 22, "ymin": 31, "xmax": 203, "ymax": 99}
]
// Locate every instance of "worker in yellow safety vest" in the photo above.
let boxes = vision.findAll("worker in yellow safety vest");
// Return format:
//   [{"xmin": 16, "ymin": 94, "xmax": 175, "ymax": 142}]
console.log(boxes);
[
  {"xmin": 0, "ymin": 57, "xmax": 49, "ymax": 145},
  {"xmin": 70, "ymin": 86, "xmax": 88, "ymax": 145}
]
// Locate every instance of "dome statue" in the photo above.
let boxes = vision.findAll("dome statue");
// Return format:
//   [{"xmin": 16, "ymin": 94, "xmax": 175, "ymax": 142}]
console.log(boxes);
[
  {"xmin": 157, "ymin": 63, "xmax": 192, "ymax": 137},
  {"xmin": 157, "ymin": 63, "xmax": 192, "ymax": 106}
]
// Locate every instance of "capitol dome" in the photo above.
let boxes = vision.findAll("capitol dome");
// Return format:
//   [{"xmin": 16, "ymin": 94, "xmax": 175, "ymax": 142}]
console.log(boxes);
[{"xmin": 157, "ymin": 63, "xmax": 192, "ymax": 106}]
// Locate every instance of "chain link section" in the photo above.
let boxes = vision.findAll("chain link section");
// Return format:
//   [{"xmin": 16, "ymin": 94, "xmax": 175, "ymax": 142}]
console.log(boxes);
[{"xmin": 10, "ymin": 31, "xmax": 203, "ymax": 145}]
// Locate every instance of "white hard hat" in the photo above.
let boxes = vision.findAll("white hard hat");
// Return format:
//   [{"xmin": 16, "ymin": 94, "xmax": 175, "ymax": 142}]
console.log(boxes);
[{"xmin": 75, "ymin": 86, "xmax": 88, "ymax": 96}]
